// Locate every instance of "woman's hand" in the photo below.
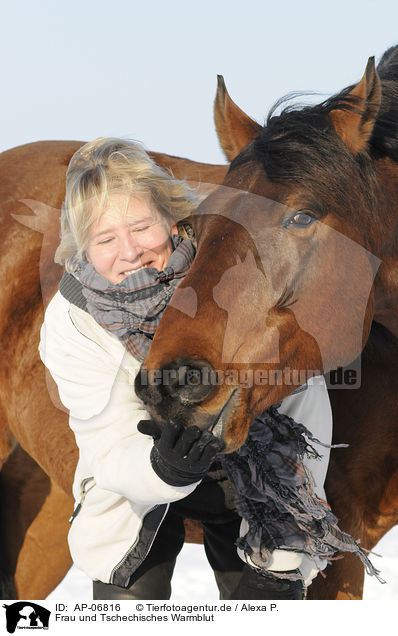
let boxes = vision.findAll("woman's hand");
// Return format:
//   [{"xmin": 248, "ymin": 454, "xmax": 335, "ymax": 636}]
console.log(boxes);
[{"xmin": 138, "ymin": 419, "xmax": 223, "ymax": 486}]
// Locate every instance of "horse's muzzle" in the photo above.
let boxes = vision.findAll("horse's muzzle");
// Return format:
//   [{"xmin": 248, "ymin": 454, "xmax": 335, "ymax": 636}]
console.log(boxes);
[{"xmin": 135, "ymin": 358, "xmax": 217, "ymax": 425}]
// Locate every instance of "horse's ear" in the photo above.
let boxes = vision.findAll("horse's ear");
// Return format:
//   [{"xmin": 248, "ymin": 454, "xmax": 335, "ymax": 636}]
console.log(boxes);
[
  {"xmin": 329, "ymin": 57, "xmax": 381, "ymax": 154},
  {"xmin": 214, "ymin": 75, "xmax": 263, "ymax": 161}
]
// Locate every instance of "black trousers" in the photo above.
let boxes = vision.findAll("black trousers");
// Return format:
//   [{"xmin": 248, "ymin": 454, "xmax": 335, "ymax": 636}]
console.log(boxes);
[
  {"xmin": 92, "ymin": 473, "xmax": 304, "ymax": 600},
  {"xmin": 92, "ymin": 507, "xmax": 274, "ymax": 600}
]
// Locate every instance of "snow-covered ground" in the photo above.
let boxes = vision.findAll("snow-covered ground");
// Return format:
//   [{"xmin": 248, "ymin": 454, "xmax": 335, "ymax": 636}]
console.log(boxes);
[{"xmin": 47, "ymin": 525, "xmax": 398, "ymax": 600}]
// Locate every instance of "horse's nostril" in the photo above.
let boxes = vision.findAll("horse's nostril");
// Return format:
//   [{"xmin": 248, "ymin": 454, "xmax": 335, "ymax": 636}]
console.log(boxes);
[
  {"xmin": 135, "ymin": 367, "xmax": 162, "ymax": 406},
  {"xmin": 135, "ymin": 358, "xmax": 216, "ymax": 409},
  {"xmin": 166, "ymin": 360, "xmax": 215, "ymax": 404}
]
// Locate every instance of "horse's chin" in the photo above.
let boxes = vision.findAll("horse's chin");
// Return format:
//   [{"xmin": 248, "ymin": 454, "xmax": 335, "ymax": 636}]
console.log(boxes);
[{"xmin": 144, "ymin": 386, "xmax": 248, "ymax": 453}]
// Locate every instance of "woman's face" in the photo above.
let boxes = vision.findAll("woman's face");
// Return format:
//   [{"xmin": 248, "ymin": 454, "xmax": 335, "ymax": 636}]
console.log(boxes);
[{"xmin": 86, "ymin": 192, "xmax": 177, "ymax": 284}]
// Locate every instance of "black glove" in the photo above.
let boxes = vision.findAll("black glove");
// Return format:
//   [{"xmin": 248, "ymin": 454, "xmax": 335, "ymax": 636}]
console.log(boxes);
[{"xmin": 138, "ymin": 419, "xmax": 223, "ymax": 487}]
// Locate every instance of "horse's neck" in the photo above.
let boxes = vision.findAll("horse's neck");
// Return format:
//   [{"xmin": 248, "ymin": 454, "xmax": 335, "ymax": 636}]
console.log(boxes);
[
  {"xmin": 372, "ymin": 156, "xmax": 398, "ymax": 338},
  {"xmin": 374, "ymin": 259, "xmax": 398, "ymax": 339}
]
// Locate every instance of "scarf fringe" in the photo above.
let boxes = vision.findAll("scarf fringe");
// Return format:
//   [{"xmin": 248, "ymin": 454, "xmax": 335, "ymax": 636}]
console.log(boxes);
[{"xmin": 221, "ymin": 406, "xmax": 385, "ymax": 584}]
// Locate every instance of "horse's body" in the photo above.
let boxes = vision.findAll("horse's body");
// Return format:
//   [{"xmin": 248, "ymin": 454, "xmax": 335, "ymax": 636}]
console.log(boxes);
[
  {"xmin": 137, "ymin": 48, "xmax": 398, "ymax": 599},
  {"xmin": 2, "ymin": 45, "xmax": 398, "ymax": 601},
  {"xmin": 0, "ymin": 140, "xmax": 225, "ymax": 598}
]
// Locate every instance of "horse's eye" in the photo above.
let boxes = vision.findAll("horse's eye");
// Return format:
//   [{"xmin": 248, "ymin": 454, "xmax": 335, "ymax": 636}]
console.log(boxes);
[{"xmin": 284, "ymin": 211, "xmax": 316, "ymax": 228}]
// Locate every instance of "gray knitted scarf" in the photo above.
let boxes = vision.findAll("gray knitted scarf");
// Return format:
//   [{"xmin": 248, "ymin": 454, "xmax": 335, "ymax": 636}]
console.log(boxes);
[{"xmin": 69, "ymin": 234, "xmax": 195, "ymax": 361}]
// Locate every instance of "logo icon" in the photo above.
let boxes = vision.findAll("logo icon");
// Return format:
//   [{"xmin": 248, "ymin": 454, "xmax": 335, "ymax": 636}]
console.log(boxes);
[{"xmin": 2, "ymin": 602, "xmax": 50, "ymax": 633}]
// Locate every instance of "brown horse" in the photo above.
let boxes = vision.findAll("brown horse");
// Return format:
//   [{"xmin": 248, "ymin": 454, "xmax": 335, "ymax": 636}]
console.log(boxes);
[
  {"xmin": 1, "ymin": 46, "xmax": 397, "ymax": 601},
  {"xmin": 0, "ymin": 140, "xmax": 226, "ymax": 599},
  {"xmin": 136, "ymin": 46, "xmax": 398, "ymax": 600}
]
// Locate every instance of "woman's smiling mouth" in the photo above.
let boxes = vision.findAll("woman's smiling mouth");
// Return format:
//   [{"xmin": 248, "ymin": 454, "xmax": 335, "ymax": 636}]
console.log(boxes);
[{"xmin": 119, "ymin": 261, "xmax": 156, "ymax": 278}]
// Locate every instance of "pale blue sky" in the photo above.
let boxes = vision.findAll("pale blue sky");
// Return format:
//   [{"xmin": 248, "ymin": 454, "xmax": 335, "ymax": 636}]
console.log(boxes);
[{"xmin": 1, "ymin": 0, "xmax": 398, "ymax": 162}]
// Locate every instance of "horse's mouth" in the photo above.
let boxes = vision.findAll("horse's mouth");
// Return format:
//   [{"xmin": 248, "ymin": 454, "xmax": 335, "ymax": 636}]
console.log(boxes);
[{"xmin": 208, "ymin": 388, "xmax": 241, "ymax": 439}]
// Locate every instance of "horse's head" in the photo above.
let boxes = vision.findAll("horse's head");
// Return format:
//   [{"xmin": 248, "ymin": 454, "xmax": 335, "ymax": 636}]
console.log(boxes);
[{"xmin": 136, "ymin": 56, "xmax": 389, "ymax": 452}]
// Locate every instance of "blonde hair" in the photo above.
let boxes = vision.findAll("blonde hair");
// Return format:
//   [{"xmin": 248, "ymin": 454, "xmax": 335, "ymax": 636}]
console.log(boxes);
[{"xmin": 55, "ymin": 137, "xmax": 198, "ymax": 272}]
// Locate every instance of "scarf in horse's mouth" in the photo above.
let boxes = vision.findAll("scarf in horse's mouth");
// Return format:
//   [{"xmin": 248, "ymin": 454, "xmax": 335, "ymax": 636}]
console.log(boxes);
[
  {"xmin": 60, "ymin": 234, "xmax": 195, "ymax": 362},
  {"xmin": 220, "ymin": 406, "xmax": 384, "ymax": 583}
]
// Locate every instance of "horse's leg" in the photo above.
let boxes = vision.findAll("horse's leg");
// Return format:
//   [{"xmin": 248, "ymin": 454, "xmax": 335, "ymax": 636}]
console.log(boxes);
[
  {"xmin": 15, "ymin": 480, "xmax": 73, "ymax": 599},
  {"xmin": 307, "ymin": 449, "xmax": 367, "ymax": 600},
  {"xmin": 308, "ymin": 479, "xmax": 398, "ymax": 600},
  {"xmin": 184, "ymin": 519, "xmax": 203, "ymax": 544},
  {"xmin": 308, "ymin": 472, "xmax": 398, "ymax": 601},
  {"xmin": 308, "ymin": 554, "xmax": 365, "ymax": 600},
  {"xmin": 309, "ymin": 337, "xmax": 398, "ymax": 600},
  {"xmin": 0, "ymin": 444, "xmax": 73, "ymax": 600},
  {"xmin": 0, "ymin": 418, "xmax": 18, "ymax": 597}
]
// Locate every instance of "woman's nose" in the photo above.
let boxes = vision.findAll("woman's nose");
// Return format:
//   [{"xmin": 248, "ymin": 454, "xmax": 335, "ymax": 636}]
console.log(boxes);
[{"xmin": 119, "ymin": 232, "xmax": 143, "ymax": 260}]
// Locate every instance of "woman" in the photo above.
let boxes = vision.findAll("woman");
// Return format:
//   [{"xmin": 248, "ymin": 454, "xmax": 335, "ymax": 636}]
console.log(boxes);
[{"xmin": 39, "ymin": 137, "xmax": 333, "ymax": 600}]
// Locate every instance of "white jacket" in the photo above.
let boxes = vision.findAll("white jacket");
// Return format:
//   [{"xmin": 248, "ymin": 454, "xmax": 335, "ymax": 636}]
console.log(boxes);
[
  {"xmin": 39, "ymin": 291, "xmax": 332, "ymax": 586},
  {"xmin": 39, "ymin": 291, "xmax": 199, "ymax": 585}
]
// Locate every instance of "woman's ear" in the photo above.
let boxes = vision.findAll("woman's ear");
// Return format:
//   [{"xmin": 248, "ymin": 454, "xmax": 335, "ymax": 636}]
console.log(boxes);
[
  {"xmin": 86, "ymin": 250, "xmax": 92, "ymax": 263},
  {"xmin": 170, "ymin": 223, "xmax": 178, "ymax": 235}
]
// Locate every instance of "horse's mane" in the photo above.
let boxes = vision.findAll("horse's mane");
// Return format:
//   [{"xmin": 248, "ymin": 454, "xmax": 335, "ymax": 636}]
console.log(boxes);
[
  {"xmin": 370, "ymin": 45, "xmax": 398, "ymax": 160},
  {"xmin": 230, "ymin": 45, "xmax": 398, "ymax": 184},
  {"xmin": 227, "ymin": 46, "xmax": 398, "ymax": 250}
]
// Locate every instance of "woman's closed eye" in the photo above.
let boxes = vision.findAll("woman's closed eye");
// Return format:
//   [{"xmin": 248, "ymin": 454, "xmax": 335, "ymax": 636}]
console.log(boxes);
[{"xmin": 97, "ymin": 236, "xmax": 115, "ymax": 245}]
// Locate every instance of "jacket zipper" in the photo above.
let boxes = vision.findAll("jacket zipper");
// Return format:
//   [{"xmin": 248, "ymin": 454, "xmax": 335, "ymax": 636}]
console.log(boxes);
[{"xmin": 110, "ymin": 503, "xmax": 169, "ymax": 586}]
